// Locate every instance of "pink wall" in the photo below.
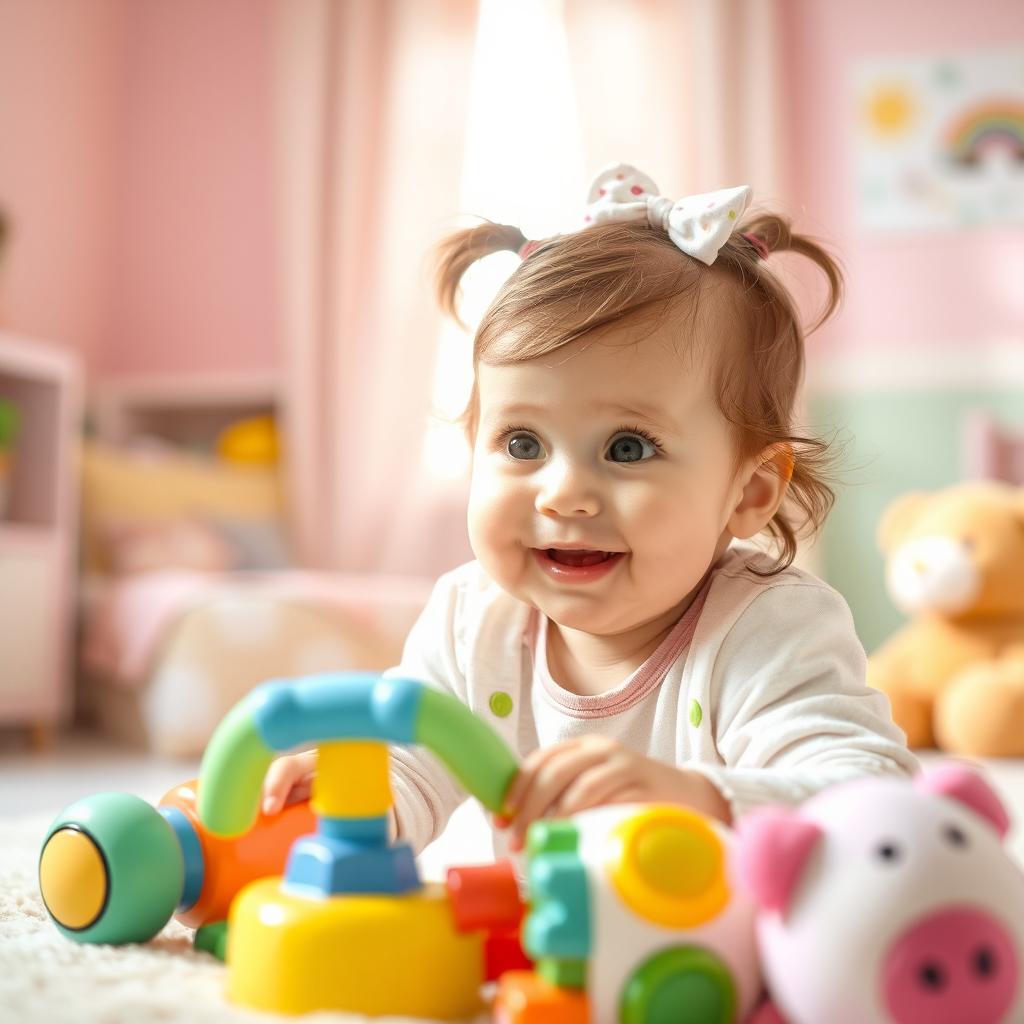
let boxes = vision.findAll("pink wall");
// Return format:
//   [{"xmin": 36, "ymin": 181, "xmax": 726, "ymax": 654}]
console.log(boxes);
[
  {"xmin": 781, "ymin": 0, "xmax": 1024, "ymax": 358},
  {"xmin": 3, "ymin": 1, "xmax": 1020, "ymax": 379},
  {"xmin": 0, "ymin": 0, "xmax": 123, "ymax": 367},
  {"xmin": 0, "ymin": 0, "xmax": 277, "ymax": 380},
  {"xmin": 106, "ymin": 0, "xmax": 278, "ymax": 377}
]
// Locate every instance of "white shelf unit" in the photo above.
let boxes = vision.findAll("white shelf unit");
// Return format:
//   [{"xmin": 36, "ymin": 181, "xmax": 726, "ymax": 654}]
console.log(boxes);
[
  {"xmin": 90, "ymin": 371, "xmax": 280, "ymax": 452},
  {"xmin": 0, "ymin": 332, "xmax": 81, "ymax": 744}
]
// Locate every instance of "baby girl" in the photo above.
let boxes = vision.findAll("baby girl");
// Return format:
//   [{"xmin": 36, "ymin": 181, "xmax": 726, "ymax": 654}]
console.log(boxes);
[{"xmin": 262, "ymin": 163, "xmax": 916, "ymax": 855}]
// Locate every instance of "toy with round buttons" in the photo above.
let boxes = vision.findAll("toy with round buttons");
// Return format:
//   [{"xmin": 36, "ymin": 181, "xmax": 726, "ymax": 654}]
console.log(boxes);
[
  {"xmin": 41, "ymin": 672, "xmax": 768, "ymax": 1021},
  {"xmin": 734, "ymin": 763, "xmax": 1024, "ymax": 1024},
  {"xmin": 495, "ymin": 803, "xmax": 763, "ymax": 1024}
]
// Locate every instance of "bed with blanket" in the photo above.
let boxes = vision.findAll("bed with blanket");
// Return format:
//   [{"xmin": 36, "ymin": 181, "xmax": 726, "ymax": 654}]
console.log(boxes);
[{"xmin": 77, "ymin": 437, "xmax": 431, "ymax": 756}]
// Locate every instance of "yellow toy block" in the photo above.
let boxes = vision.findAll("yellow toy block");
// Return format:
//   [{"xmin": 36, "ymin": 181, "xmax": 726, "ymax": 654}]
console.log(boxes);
[
  {"xmin": 312, "ymin": 741, "xmax": 392, "ymax": 819},
  {"xmin": 227, "ymin": 878, "xmax": 484, "ymax": 1018}
]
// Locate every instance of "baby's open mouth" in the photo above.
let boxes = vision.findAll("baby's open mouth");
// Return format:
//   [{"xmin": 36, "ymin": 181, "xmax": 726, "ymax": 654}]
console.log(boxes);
[{"xmin": 544, "ymin": 549, "xmax": 618, "ymax": 567}]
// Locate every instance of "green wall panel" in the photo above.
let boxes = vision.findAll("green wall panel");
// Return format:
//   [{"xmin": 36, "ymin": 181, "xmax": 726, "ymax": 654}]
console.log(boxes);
[{"xmin": 807, "ymin": 391, "xmax": 1023, "ymax": 654}]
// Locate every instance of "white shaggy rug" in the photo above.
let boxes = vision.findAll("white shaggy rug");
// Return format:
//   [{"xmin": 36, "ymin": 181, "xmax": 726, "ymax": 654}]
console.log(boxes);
[{"xmin": 0, "ymin": 814, "xmax": 490, "ymax": 1024}]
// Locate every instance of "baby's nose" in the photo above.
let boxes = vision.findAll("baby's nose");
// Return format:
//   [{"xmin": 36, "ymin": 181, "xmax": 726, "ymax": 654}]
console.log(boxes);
[{"xmin": 535, "ymin": 461, "xmax": 601, "ymax": 518}]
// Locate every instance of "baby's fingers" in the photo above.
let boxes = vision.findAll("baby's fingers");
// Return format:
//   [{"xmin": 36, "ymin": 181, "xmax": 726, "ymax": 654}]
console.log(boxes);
[
  {"xmin": 262, "ymin": 757, "xmax": 309, "ymax": 815},
  {"xmin": 508, "ymin": 747, "xmax": 607, "ymax": 846},
  {"xmin": 504, "ymin": 743, "xmax": 571, "ymax": 817},
  {"xmin": 553, "ymin": 762, "xmax": 631, "ymax": 818},
  {"xmin": 283, "ymin": 777, "xmax": 313, "ymax": 807}
]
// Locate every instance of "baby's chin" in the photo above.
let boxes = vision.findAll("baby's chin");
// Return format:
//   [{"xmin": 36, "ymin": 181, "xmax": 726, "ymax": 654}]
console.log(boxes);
[{"xmin": 530, "ymin": 596, "xmax": 652, "ymax": 637}]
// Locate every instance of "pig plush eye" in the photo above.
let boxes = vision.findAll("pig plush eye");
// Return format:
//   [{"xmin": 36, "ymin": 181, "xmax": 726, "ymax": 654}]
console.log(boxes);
[
  {"xmin": 942, "ymin": 823, "xmax": 968, "ymax": 848},
  {"xmin": 875, "ymin": 841, "xmax": 902, "ymax": 863}
]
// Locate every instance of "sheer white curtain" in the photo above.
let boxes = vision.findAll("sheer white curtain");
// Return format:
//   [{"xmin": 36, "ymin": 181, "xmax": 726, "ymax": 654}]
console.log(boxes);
[
  {"xmin": 426, "ymin": 0, "xmax": 788, "ymax": 490},
  {"xmin": 273, "ymin": 0, "xmax": 786, "ymax": 576},
  {"xmin": 563, "ymin": 0, "xmax": 786, "ymax": 201},
  {"xmin": 272, "ymin": 0, "xmax": 478, "ymax": 574}
]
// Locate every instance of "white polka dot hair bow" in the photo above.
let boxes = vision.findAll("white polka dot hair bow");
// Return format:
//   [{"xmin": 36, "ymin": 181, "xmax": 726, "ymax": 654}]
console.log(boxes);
[{"xmin": 581, "ymin": 163, "xmax": 752, "ymax": 266}]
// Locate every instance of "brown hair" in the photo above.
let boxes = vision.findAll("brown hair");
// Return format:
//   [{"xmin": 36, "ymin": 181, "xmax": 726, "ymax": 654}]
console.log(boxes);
[{"xmin": 434, "ymin": 212, "xmax": 843, "ymax": 576}]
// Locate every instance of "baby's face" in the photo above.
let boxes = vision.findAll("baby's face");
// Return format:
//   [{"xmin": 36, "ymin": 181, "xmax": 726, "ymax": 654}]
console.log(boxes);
[{"xmin": 468, "ymin": 321, "xmax": 744, "ymax": 636}]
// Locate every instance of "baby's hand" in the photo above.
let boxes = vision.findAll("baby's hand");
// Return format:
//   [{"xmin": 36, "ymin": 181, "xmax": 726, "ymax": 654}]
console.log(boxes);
[
  {"xmin": 497, "ymin": 737, "xmax": 731, "ymax": 850},
  {"xmin": 261, "ymin": 750, "xmax": 317, "ymax": 815},
  {"xmin": 498, "ymin": 736, "xmax": 658, "ymax": 851}
]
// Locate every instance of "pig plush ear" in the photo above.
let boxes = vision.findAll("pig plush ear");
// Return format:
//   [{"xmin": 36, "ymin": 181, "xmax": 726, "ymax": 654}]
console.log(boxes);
[
  {"xmin": 734, "ymin": 807, "xmax": 823, "ymax": 916},
  {"xmin": 915, "ymin": 763, "xmax": 1010, "ymax": 839}
]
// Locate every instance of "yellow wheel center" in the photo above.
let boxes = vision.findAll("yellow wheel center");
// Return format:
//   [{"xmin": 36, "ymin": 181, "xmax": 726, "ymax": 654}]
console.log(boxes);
[
  {"xmin": 607, "ymin": 806, "xmax": 729, "ymax": 929},
  {"xmin": 633, "ymin": 822, "xmax": 720, "ymax": 899},
  {"xmin": 39, "ymin": 828, "xmax": 108, "ymax": 930}
]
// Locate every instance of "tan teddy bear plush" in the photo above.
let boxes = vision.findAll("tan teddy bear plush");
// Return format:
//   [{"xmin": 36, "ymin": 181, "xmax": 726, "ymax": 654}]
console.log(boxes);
[{"xmin": 867, "ymin": 481, "xmax": 1024, "ymax": 756}]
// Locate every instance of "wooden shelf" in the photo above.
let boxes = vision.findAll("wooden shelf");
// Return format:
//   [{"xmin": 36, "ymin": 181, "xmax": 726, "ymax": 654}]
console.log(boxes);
[{"xmin": 91, "ymin": 372, "xmax": 280, "ymax": 452}]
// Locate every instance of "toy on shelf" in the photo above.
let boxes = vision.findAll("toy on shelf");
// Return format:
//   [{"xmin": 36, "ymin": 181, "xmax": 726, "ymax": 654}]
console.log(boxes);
[
  {"xmin": 216, "ymin": 414, "xmax": 279, "ymax": 465},
  {"xmin": 867, "ymin": 481, "xmax": 1024, "ymax": 755},
  {"xmin": 0, "ymin": 396, "xmax": 19, "ymax": 518},
  {"xmin": 735, "ymin": 763, "xmax": 1024, "ymax": 1024}
]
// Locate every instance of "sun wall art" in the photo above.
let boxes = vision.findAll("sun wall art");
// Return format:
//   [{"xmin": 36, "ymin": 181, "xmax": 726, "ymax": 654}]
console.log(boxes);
[{"xmin": 854, "ymin": 48, "xmax": 1024, "ymax": 231}]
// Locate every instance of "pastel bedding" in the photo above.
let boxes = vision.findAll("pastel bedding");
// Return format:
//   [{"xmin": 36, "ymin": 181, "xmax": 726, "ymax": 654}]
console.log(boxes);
[{"xmin": 80, "ymin": 569, "xmax": 431, "ymax": 756}]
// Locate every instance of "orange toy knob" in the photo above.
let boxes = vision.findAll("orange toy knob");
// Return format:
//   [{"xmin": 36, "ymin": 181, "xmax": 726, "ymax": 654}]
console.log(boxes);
[
  {"xmin": 160, "ymin": 780, "xmax": 316, "ymax": 928},
  {"xmin": 446, "ymin": 859, "xmax": 524, "ymax": 932}
]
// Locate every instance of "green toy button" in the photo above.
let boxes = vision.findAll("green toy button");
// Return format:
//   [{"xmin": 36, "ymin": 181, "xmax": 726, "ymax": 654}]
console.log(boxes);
[
  {"xmin": 489, "ymin": 691, "xmax": 514, "ymax": 718},
  {"xmin": 620, "ymin": 946, "xmax": 736, "ymax": 1024}
]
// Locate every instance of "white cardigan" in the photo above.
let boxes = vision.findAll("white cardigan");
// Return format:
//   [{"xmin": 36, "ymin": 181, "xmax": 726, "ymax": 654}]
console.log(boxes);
[{"xmin": 384, "ymin": 543, "xmax": 918, "ymax": 855}]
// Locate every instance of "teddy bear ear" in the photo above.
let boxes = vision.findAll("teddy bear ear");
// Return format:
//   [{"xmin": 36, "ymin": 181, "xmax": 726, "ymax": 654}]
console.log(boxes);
[{"xmin": 877, "ymin": 491, "xmax": 932, "ymax": 554}]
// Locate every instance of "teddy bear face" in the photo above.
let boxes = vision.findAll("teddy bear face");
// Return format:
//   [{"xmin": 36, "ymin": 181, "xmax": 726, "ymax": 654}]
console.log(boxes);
[{"xmin": 881, "ymin": 483, "xmax": 1024, "ymax": 620}]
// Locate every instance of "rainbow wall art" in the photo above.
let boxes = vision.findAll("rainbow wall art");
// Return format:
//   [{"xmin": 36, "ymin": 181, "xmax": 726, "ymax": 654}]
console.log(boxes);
[
  {"xmin": 945, "ymin": 100, "xmax": 1024, "ymax": 167},
  {"xmin": 855, "ymin": 49, "xmax": 1024, "ymax": 231}
]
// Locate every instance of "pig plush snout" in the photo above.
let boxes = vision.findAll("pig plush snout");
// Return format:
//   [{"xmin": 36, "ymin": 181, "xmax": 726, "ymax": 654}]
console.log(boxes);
[{"xmin": 883, "ymin": 906, "xmax": 1019, "ymax": 1024}]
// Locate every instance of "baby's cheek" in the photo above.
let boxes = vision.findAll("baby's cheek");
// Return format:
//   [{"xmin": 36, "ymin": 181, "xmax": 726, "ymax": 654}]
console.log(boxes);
[{"xmin": 467, "ymin": 493, "xmax": 521, "ymax": 581}]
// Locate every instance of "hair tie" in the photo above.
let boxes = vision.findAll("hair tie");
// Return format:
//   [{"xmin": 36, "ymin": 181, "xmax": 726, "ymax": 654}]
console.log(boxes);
[
  {"xmin": 518, "ymin": 239, "xmax": 541, "ymax": 261},
  {"xmin": 741, "ymin": 232, "xmax": 770, "ymax": 260}
]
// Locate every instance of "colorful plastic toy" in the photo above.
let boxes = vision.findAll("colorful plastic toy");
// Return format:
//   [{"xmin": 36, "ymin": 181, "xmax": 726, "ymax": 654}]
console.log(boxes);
[
  {"xmin": 38, "ymin": 780, "xmax": 314, "ymax": 945},
  {"xmin": 195, "ymin": 672, "xmax": 520, "ymax": 1018},
  {"xmin": 43, "ymin": 671, "xmax": 773, "ymax": 1022},
  {"xmin": 496, "ymin": 803, "xmax": 763, "ymax": 1024},
  {"xmin": 735, "ymin": 763, "xmax": 1024, "ymax": 1024},
  {"xmin": 216, "ymin": 414, "xmax": 280, "ymax": 465}
]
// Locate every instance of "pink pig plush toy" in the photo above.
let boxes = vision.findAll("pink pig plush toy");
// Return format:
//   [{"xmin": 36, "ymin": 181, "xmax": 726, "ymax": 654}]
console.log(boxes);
[{"xmin": 735, "ymin": 764, "xmax": 1024, "ymax": 1024}]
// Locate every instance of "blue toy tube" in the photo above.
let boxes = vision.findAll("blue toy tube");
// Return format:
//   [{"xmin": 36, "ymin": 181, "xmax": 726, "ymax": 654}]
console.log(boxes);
[{"xmin": 197, "ymin": 674, "xmax": 519, "ymax": 838}]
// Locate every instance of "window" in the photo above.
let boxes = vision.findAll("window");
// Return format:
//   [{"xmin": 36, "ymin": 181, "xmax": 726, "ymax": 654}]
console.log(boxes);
[{"xmin": 424, "ymin": 0, "xmax": 584, "ymax": 480}]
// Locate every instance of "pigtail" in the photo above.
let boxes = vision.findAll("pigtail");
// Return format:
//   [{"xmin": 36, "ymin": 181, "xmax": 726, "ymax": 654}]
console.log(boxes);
[
  {"xmin": 718, "ymin": 212, "xmax": 847, "ymax": 576},
  {"xmin": 737, "ymin": 212, "xmax": 844, "ymax": 335},
  {"xmin": 434, "ymin": 220, "xmax": 528, "ymax": 329}
]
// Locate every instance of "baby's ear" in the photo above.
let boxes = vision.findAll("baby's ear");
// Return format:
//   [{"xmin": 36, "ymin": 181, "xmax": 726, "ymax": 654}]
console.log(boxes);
[{"xmin": 727, "ymin": 446, "xmax": 792, "ymax": 540}]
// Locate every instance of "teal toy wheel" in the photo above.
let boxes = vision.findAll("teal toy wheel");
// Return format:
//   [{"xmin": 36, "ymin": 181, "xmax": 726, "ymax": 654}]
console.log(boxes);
[
  {"xmin": 39, "ymin": 793, "xmax": 184, "ymax": 945},
  {"xmin": 620, "ymin": 946, "xmax": 736, "ymax": 1024}
]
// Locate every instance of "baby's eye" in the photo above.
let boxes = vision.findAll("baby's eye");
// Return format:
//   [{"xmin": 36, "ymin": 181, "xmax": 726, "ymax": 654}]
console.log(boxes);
[
  {"xmin": 506, "ymin": 432, "xmax": 545, "ymax": 461},
  {"xmin": 607, "ymin": 432, "xmax": 658, "ymax": 463}
]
